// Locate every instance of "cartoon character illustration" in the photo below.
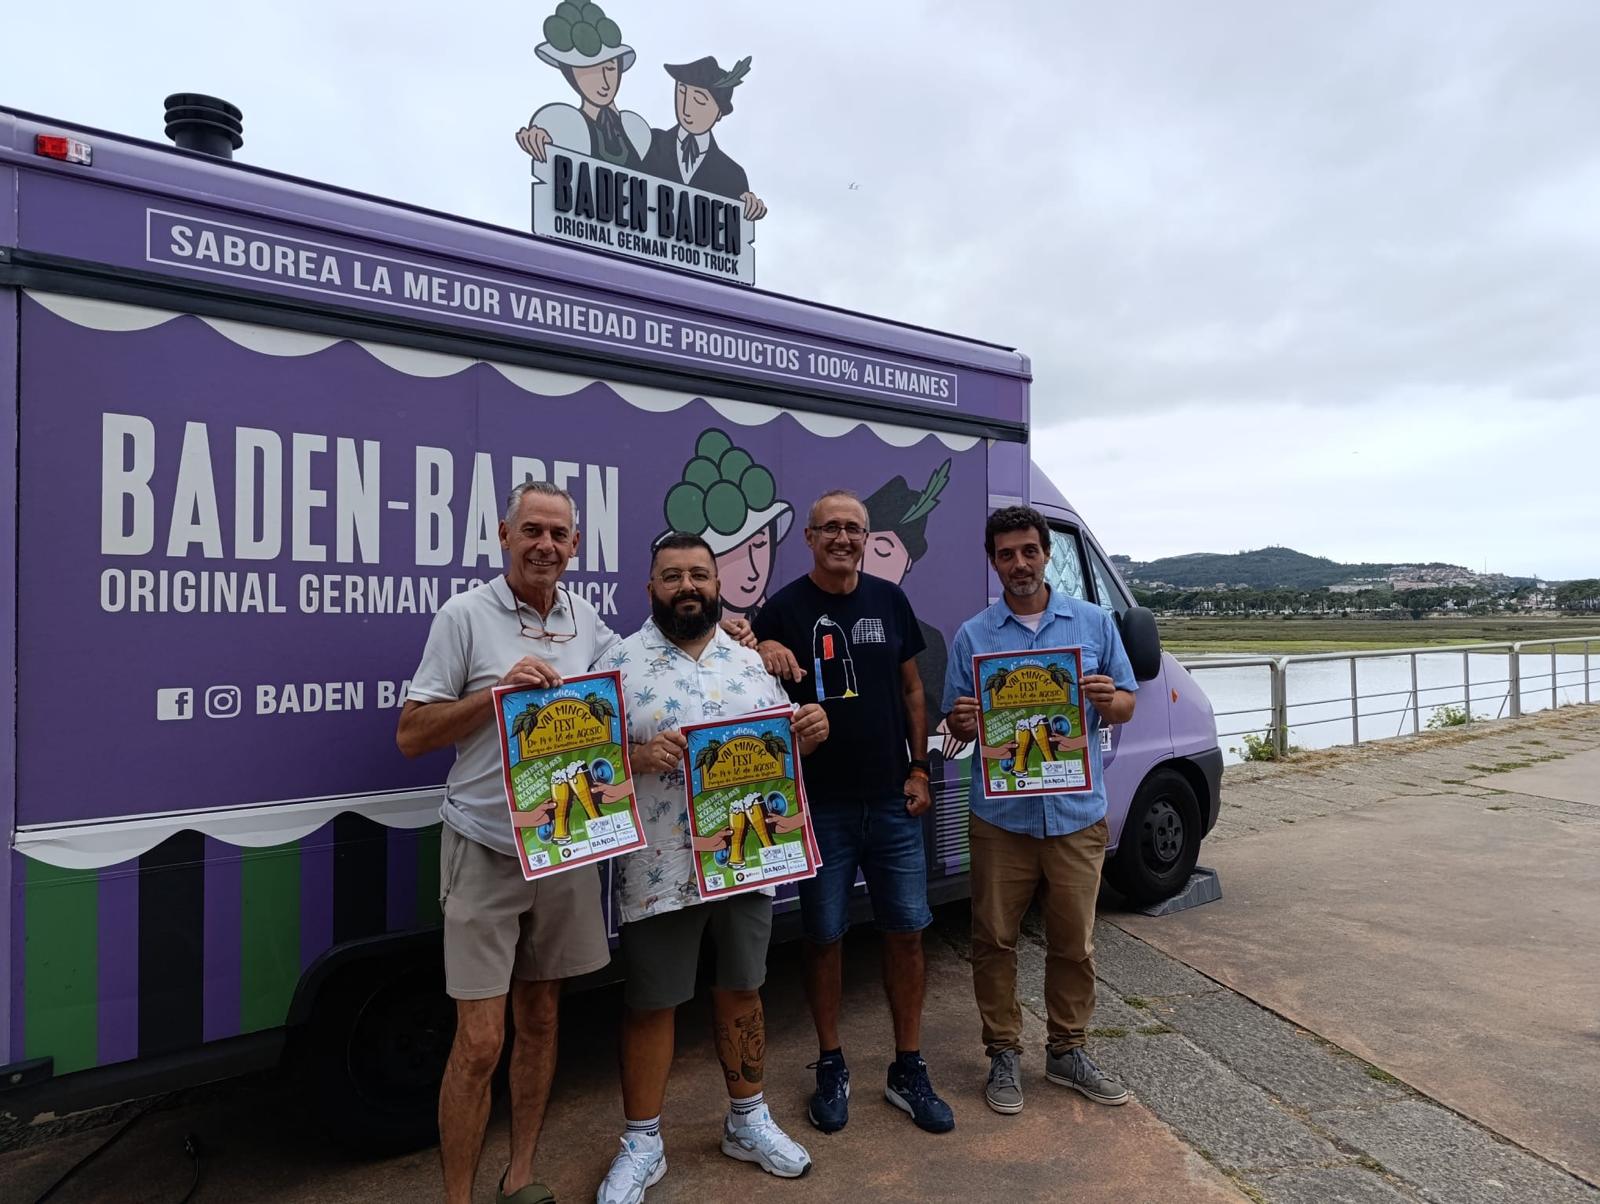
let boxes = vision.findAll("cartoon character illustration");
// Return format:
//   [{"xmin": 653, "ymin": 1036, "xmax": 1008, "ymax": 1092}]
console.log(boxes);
[
  {"xmin": 860, "ymin": 461, "xmax": 956, "ymax": 750},
  {"xmin": 642, "ymin": 55, "xmax": 768, "ymax": 221},
  {"xmin": 811, "ymin": 615, "xmax": 858, "ymax": 701},
  {"xmin": 515, "ymin": 2, "xmax": 650, "ymax": 169},
  {"xmin": 661, "ymin": 429, "xmax": 792, "ymax": 625}
]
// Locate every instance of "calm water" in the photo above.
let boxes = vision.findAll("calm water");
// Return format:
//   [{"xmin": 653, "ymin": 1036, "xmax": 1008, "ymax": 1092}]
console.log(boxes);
[{"xmin": 1181, "ymin": 651, "xmax": 1598, "ymax": 765}]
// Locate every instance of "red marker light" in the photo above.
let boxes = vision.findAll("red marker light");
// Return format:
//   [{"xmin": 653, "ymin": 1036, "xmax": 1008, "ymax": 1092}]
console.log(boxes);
[{"xmin": 35, "ymin": 135, "xmax": 93, "ymax": 165}]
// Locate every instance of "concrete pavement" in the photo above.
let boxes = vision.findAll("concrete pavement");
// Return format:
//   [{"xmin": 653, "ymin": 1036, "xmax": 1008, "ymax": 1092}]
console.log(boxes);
[
  {"xmin": 1112, "ymin": 704, "xmax": 1600, "ymax": 1192},
  {"xmin": 8, "ymin": 704, "xmax": 1598, "ymax": 1202},
  {"xmin": 1468, "ymin": 746, "xmax": 1600, "ymax": 805},
  {"xmin": 0, "ymin": 932, "xmax": 1241, "ymax": 1203}
]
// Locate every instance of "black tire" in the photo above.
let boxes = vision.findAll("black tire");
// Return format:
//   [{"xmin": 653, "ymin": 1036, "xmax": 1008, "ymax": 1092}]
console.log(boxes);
[
  {"xmin": 1106, "ymin": 768, "xmax": 1202, "ymax": 905},
  {"xmin": 301, "ymin": 962, "xmax": 456, "ymax": 1153}
]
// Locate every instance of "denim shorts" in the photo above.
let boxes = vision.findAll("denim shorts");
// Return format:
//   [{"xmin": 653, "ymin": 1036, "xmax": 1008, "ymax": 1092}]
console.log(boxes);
[{"xmin": 797, "ymin": 795, "xmax": 932, "ymax": 944}]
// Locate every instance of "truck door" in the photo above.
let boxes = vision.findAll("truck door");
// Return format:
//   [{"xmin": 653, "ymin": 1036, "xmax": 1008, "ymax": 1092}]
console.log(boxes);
[{"xmin": 1042, "ymin": 522, "xmax": 1171, "ymax": 852}]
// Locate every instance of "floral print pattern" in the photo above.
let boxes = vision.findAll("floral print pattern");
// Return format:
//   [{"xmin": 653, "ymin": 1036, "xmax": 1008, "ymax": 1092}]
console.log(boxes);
[{"xmin": 611, "ymin": 620, "xmax": 788, "ymax": 923}]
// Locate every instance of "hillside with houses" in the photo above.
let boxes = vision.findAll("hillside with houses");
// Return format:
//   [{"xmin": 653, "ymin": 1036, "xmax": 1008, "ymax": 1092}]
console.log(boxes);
[{"xmin": 1111, "ymin": 547, "xmax": 1599, "ymax": 615}]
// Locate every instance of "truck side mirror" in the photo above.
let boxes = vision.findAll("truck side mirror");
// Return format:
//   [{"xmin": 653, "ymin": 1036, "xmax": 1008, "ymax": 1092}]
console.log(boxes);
[{"xmin": 1117, "ymin": 606, "xmax": 1163, "ymax": 682}]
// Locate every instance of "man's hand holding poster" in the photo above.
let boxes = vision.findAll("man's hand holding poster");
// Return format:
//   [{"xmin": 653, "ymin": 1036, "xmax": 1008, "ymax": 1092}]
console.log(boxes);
[
  {"xmin": 493, "ymin": 670, "xmax": 646, "ymax": 879},
  {"xmin": 974, "ymin": 648, "xmax": 1094, "ymax": 800},
  {"xmin": 681, "ymin": 706, "xmax": 819, "ymax": 900}
]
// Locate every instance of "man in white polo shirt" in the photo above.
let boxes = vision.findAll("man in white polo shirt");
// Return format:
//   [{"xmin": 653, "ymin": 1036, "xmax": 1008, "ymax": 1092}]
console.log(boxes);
[{"xmin": 398, "ymin": 480, "xmax": 619, "ymax": 1204}]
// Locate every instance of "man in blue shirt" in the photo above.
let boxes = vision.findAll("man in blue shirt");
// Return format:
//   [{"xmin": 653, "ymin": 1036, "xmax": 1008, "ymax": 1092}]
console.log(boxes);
[{"xmin": 942, "ymin": 506, "xmax": 1138, "ymax": 1116}]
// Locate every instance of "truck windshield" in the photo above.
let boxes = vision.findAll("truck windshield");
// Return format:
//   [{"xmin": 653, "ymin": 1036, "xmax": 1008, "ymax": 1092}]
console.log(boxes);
[{"xmin": 1088, "ymin": 547, "xmax": 1129, "ymax": 617}]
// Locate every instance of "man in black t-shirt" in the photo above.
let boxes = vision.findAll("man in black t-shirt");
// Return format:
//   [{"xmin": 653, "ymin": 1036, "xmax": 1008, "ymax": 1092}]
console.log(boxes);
[{"xmin": 754, "ymin": 490, "xmax": 955, "ymax": 1137}]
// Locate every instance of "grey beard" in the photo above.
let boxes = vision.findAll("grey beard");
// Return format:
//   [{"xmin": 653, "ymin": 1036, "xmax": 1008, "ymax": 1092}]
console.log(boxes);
[{"xmin": 653, "ymin": 592, "xmax": 721, "ymax": 640}]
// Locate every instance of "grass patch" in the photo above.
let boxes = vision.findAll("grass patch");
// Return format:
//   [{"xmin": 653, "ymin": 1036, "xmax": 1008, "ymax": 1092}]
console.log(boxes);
[
  {"xmin": 1232, "ymin": 730, "xmax": 1299, "ymax": 761},
  {"xmin": 1088, "ymin": 1026, "xmax": 1128, "ymax": 1039},
  {"xmin": 1123, "ymin": 995, "xmax": 1150, "ymax": 1010},
  {"xmin": 1364, "ymin": 1065, "xmax": 1402, "ymax": 1085},
  {"xmin": 1487, "ymin": 804, "xmax": 1511, "ymax": 811},
  {"xmin": 1222, "ymin": 1171, "xmax": 1269, "ymax": 1204},
  {"xmin": 1355, "ymin": 1155, "xmax": 1388, "ymax": 1174},
  {"xmin": 1138, "ymin": 1023, "xmax": 1174, "ymax": 1035}
]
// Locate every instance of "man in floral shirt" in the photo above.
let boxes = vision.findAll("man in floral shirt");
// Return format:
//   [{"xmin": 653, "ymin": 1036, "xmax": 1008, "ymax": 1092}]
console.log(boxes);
[{"xmin": 597, "ymin": 533, "xmax": 830, "ymax": 1204}]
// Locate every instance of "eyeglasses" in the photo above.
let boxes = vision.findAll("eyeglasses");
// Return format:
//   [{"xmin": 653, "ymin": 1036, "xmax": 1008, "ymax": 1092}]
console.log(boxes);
[
  {"xmin": 810, "ymin": 522, "xmax": 868, "ymax": 541},
  {"xmin": 511, "ymin": 587, "xmax": 578, "ymax": 643},
  {"xmin": 655, "ymin": 568, "xmax": 715, "ymax": 587}
]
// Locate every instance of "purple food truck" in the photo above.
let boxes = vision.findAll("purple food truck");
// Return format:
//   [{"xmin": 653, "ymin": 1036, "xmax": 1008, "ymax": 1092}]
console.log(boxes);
[{"xmin": 0, "ymin": 98, "xmax": 1221, "ymax": 1146}]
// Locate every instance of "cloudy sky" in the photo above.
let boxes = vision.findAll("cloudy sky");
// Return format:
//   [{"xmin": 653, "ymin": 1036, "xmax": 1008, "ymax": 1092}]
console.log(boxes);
[{"xmin": 9, "ymin": 1, "xmax": 1598, "ymax": 577}]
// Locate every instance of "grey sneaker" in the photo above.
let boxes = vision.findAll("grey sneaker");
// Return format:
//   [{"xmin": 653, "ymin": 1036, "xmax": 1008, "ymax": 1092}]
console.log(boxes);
[
  {"xmin": 985, "ymin": 1049, "xmax": 1023, "ymax": 1115},
  {"xmin": 1045, "ymin": 1047, "xmax": 1129, "ymax": 1105}
]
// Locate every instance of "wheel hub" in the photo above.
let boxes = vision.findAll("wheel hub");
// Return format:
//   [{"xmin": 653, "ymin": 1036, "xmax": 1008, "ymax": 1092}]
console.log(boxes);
[{"xmin": 1142, "ymin": 799, "xmax": 1184, "ymax": 867}]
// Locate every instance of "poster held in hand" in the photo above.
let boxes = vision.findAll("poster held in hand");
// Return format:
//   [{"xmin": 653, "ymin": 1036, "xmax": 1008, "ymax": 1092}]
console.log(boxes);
[
  {"xmin": 681, "ymin": 705, "xmax": 820, "ymax": 900},
  {"xmin": 973, "ymin": 647, "xmax": 1094, "ymax": 800},
  {"xmin": 493, "ymin": 670, "xmax": 646, "ymax": 880}
]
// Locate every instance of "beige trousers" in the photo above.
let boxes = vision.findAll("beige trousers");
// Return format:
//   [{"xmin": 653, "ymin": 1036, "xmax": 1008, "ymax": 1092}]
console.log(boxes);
[{"xmin": 969, "ymin": 813, "xmax": 1108, "ymax": 1056}]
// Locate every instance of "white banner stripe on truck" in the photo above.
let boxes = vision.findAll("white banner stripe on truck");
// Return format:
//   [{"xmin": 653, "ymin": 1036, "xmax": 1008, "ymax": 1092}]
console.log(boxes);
[
  {"xmin": 26, "ymin": 291, "xmax": 979, "ymax": 452},
  {"xmin": 13, "ymin": 788, "xmax": 446, "ymax": 870}
]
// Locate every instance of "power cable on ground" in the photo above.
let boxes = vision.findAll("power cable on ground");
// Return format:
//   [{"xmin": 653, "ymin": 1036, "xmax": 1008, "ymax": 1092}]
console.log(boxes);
[{"xmin": 30, "ymin": 1098, "xmax": 205, "ymax": 1204}]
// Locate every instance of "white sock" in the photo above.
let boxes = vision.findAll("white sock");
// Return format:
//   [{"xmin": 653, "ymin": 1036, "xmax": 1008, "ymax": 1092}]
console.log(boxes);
[
  {"xmin": 728, "ymin": 1091, "xmax": 765, "ymax": 1128},
  {"xmin": 624, "ymin": 1115, "xmax": 662, "ymax": 1149}
]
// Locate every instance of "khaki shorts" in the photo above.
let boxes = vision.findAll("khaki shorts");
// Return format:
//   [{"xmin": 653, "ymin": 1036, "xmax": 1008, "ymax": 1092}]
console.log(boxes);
[{"xmin": 440, "ymin": 825, "xmax": 611, "ymax": 999}]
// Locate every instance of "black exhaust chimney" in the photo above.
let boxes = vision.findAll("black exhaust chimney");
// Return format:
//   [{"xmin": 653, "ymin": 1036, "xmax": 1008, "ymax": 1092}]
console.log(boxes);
[{"xmin": 163, "ymin": 93, "xmax": 243, "ymax": 159}]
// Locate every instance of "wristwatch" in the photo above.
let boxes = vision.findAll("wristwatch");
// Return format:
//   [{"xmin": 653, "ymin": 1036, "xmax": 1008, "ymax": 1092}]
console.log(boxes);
[{"xmin": 909, "ymin": 758, "xmax": 931, "ymax": 775}]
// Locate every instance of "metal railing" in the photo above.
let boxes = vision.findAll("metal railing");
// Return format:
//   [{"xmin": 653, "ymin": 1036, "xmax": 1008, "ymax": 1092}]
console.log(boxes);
[{"xmin": 1177, "ymin": 637, "xmax": 1599, "ymax": 757}]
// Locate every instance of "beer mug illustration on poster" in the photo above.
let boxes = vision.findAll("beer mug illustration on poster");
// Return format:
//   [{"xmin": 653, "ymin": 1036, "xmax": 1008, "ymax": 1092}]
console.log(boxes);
[
  {"xmin": 493, "ymin": 670, "xmax": 647, "ymax": 880},
  {"xmin": 680, "ymin": 706, "xmax": 820, "ymax": 900},
  {"xmin": 973, "ymin": 648, "xmax": 1094, "ymax": 800}
]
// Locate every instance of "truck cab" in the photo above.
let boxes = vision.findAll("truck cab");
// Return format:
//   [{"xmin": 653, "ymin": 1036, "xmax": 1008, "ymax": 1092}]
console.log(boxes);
[{"xmin": 1030, "ymin": 464, "xmax": 1223, "ymax": 901}]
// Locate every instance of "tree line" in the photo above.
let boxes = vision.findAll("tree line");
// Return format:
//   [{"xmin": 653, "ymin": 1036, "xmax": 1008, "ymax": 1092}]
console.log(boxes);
[{"xmin": 1131, "ymin": 579, "xmax": 1600, "ymax": 616}]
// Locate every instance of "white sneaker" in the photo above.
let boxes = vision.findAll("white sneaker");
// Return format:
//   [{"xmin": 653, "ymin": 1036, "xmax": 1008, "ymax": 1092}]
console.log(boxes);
[
  {"xmin": 596, "ymin": 1135, "xmax": 666, "ymax": 1204},
  {"xmin": 720, "ymin": 1105, "xmax": 813, "ymax": 1178}
]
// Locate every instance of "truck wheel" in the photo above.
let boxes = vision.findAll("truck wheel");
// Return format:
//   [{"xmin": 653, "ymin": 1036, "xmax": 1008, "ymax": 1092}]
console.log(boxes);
[
  {"xmin": 302, "ymin": 963, "xmax": 455, "ymax": 1153},
  {"xmin": 1106, "ymin": 768, "xmax": 1201, "ymax": 905}
]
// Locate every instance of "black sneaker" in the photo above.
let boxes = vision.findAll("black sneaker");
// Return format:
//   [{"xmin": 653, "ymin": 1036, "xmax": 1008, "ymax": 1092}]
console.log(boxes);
[
  {"xmin": 806, "ymin": 1054, "xmax": 850, "ymax": 1133},
  {"xmin": 884, "ymin": 1055, "xmax": 955, "ymax": 1133}
]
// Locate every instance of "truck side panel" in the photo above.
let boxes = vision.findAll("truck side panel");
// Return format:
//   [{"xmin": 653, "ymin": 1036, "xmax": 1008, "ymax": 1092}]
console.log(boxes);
[
  {"xmin": 10, "ymin": 294, "xmax": 987, "ymax": 1075},
  {"xmin": 8, "ymin": 818, "xmax": 440, "ymax": 1075},
  {"xmin": 2, "ymin": 272, "xmax": 17, "ymax": 1067}
]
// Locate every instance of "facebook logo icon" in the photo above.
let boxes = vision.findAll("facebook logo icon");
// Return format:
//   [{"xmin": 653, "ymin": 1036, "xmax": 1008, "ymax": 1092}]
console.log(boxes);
[{"xmin": 156, "ymin": 687, "xmax": 195, "ymax": 721}]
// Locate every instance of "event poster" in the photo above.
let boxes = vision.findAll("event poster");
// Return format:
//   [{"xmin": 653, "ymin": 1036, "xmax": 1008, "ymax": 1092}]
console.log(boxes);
[
  {"xmin": 493, "ymin": 670, "xmax": 645, "ymax": 880},
  {"xmin": 973, "ymin": 647, "xmax": 1094, "ymax": 800},
  {"xmin": 681, "ymin": 706, "xmax": 820, "ymax": 900}
]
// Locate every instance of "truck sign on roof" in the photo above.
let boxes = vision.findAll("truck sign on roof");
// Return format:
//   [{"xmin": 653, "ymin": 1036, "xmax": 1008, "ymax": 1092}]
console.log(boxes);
[{"xmin": 514, "ymin": 3, "xmax": 769, "ymax": 285}]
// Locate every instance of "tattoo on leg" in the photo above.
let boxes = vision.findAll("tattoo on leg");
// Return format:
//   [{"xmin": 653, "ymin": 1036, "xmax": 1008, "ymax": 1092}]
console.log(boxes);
[
  {"xmin": 715, "ymin": 1003, "xmax": 766, "ymax": 1086},
  {"xmin": 736, "ymin": 1007, "xmax": 766, "ymax": 1084},
  {"xmin": 714, "ymin": 1019, "xmax": 739, "ymax": 1084}
]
